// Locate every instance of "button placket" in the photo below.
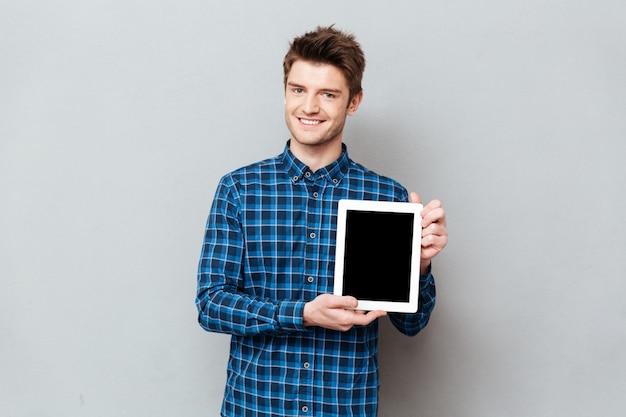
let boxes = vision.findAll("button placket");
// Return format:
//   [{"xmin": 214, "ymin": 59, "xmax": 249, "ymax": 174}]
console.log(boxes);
[{"xmin": 298, "ymin": 357, "xmax": 313, "ymax": 415}]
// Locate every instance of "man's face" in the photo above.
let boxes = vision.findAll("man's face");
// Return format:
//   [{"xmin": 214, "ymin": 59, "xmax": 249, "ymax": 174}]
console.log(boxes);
[{"xmin": 284, "ymin": 60, "xmax": 362, "ymax": 151}]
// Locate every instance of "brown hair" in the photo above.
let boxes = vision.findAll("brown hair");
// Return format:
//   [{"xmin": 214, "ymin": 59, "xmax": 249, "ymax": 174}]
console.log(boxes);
[{"xmin": 283, "ymin": 25, "xmax": 366, "ymax": 102}]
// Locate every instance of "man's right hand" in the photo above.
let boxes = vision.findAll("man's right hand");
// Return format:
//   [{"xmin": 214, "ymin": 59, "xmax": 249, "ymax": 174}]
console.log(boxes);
[{"xmin": 303, "ymin": 294, "xmax": 387, "ymax": 331}]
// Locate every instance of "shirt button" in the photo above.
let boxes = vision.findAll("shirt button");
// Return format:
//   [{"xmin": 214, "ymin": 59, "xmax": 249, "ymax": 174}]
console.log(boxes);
[
  {"xmin": 312, "ymin": 191, "xmax": 318, "ymax": 198},
  {"xmin": 302, "ymin": 405, "xmax": 309, "ymax": 413},
  {"xmin": 307, "ymin": 276, "xmax": 314, "ymax": 283},
  {"xmin": 303, "ymin": 361, "xmax": 310, "ymax": 368},
  {"xmin": 305, "ymin": 171, "xmax": 311, "ymax": 178},
  {"xmin": 309, "ymin": 232, "xmax": 316, "ymax": 239},
  {"xmin": 332, "ymin": 178, "xmax": 339, "ymax": 184}
]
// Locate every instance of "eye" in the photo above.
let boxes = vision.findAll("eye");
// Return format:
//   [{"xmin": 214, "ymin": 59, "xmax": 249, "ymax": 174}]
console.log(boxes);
[
  {"xmin": 292, "ymin": 88, "xmax": 304, "ymax": 95},
  {"xmin": 323, "ymin": 92, "xmax": 335, "ymax": 99}
]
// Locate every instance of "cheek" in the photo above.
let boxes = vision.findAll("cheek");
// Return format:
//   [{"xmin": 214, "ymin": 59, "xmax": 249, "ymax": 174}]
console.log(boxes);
[
  {"xmin": 327, "ymin": 106, "xmax": 348, "ymax": 122},
  {"xmin": 284, "ymin": 97, "xmax": 299, "ymax": 113}
]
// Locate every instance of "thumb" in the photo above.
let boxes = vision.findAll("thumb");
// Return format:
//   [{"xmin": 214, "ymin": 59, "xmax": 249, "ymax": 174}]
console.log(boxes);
[
  {"xmin": 341, "ymin": 296, "xmax": 358, "ymax": 309},
  {"xmin": 409, "ymin": 191, "xmax": 422, "ymax": 204}
]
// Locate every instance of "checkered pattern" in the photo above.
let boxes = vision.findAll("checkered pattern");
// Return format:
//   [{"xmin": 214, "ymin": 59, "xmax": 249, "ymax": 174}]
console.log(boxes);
[{"xmin": 197, "ymin": 142, "xmax": 436, "ymax": 417}]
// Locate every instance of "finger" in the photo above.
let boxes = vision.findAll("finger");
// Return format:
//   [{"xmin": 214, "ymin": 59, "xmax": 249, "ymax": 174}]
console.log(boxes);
[
  {"xmin": 421, "ymin": 235, "xmax": 447, "ymax": 260},
  {"xmin": 340, "ymin": 296, "xmax": 358, "ymax": 309},
  {"xmin": 422, "ymin": 233, "xmax": 447, "ymax": 248},
  {"xmin": 421, "ymin": 206, "xmax": 446, "ymax": 228},
  {"xmin": 422, "ymin": 245, "xmax": 445, "ymax": 261},
  {"xmin": 420, "ymin": 199, "xmax": 442, "ymax": 217},
  {"xmin": 351, "ymin": 310, "xmax": 387, "ymax": 326},
  {"xmin": 409, "ymin": 192, "xmax": 422, "ymax": 204},
  {"xmin": 422, "ymin": 222, "xmax": 448, "ymax": 239},
  {"xmin": 315, "ymin": 294, "xmax": 358, "ymax": 310},
  {"xmin": 368, "ymin": 310, "xmax": 388, "ymax": 319}
]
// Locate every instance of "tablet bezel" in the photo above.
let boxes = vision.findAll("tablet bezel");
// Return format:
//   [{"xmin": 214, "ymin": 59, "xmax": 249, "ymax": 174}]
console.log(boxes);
[{"xmin": 333, "ymin": 199, "xmax": 423, "ymax": 313}]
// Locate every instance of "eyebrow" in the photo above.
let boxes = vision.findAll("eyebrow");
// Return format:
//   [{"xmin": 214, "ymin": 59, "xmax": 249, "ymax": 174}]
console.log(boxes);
[{"xmin": 287, "ymin": 82, "xmax": 343, "ymax": 94}]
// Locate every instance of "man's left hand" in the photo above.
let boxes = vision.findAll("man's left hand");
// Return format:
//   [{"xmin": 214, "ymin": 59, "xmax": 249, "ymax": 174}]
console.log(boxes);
[{"xmin": 410, "ymin": 192, "xmax": 448, "ymax": 275}]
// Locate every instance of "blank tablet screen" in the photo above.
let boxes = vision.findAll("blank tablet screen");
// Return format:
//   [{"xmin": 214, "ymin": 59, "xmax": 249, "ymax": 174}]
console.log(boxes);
[{"xmin": 342, "ymin": 210, "xmax": 415, "ymax": 302}]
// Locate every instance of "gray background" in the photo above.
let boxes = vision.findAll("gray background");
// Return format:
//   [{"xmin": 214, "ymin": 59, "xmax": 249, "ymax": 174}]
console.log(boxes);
[{"xmin": 2, "ymin": 1, "xmax": 625, "ymax": 416}]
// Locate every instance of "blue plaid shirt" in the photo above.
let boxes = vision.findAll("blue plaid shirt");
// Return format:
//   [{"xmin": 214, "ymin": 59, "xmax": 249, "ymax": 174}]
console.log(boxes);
[{"xmin": 197, "ymin": 142, "xmax": 436, "ymax": 417}]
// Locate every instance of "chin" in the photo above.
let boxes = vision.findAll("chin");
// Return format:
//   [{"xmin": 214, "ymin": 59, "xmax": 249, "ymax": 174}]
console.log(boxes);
[{"xmin": 295, "ymin": 136, "xmax": 341, "ymax": 149}]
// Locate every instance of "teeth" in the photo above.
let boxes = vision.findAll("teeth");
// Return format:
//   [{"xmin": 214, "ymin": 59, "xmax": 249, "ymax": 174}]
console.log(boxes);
[{"xmin": 300, "ymin": 118, "xmax": 321, "ymax": 125}]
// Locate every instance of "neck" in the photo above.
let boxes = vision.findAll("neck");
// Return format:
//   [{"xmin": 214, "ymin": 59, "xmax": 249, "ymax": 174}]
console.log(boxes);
[{"xmin": 289, "ymin": 139, "xmax": 343, "ymax": 172}]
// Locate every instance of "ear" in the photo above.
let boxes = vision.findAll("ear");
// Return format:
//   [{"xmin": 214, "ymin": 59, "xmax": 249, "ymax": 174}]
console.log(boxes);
[{"xmin": 347, "ymin": 91, "xmax": 363, "ymax": 115}]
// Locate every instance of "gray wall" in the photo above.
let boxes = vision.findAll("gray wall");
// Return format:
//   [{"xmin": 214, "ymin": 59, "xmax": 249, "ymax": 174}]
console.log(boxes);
[{"xmin": 2, "ymin": 1, "xmax": 625, "ymax": 416}]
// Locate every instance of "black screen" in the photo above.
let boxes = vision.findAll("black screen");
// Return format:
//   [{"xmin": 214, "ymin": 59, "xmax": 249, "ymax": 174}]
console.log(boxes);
[{"xmin": 342, "ymin": 210, "xmax": 414, "ymax": 301}]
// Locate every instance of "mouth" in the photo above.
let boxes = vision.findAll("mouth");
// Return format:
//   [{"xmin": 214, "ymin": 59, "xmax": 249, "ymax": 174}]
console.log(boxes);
[{"xmin": 298, "ymin": 117, "xmax": 324, "ymax": 126}]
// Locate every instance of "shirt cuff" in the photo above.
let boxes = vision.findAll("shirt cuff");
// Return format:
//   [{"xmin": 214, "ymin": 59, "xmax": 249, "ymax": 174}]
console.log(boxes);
[
  {"xmin": 419, "ymin": 264, "xmax": 434, "ymax": 291},
  {"xmin": 276, "ymin": 300, "xmax": 307, "ymax": 332}
]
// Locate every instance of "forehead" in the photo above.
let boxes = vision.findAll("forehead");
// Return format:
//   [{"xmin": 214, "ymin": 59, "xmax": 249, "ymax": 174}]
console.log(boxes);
[{"xmin": 286, "ymin": 60, "xmax": 349, "ymax": 91}]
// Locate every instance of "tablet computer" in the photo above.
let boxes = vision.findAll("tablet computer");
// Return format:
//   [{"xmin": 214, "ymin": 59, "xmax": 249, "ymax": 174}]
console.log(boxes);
[{"xmin": 333, "ymin": 199, "xmax": 423, "ymax": 313}]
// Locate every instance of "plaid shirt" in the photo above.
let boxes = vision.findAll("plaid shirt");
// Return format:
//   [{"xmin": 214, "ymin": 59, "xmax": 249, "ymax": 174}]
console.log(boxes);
[{"xmin": 197, "ymin": 142, "xmax": 436, "ymax": 417}]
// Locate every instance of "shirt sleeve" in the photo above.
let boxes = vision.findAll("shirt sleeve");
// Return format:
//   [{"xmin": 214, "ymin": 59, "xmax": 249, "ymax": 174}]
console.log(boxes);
[
  {"xmin": 388, "ymin": 268, "xmax": 436, "ymax": 336},
  {"xmin": 195, "ymin": 175, "xmax": 307, "ymax": 336}
]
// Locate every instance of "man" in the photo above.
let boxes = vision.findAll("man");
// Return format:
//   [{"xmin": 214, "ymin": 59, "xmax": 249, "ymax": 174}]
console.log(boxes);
[{"xmin": 196, "ymin": 26, "xmax": 448, "ymax": 417}]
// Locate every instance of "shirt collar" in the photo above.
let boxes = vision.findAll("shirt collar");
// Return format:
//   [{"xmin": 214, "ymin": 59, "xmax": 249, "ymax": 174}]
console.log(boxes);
[{"xmin": 281, "ymin": 140, "xmax": 350, "ymax": 185}]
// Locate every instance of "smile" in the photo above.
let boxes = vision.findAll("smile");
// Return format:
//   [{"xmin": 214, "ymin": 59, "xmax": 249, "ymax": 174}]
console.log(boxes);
[{"xmin": 299, "ymin": 118, "xmax": 323, "ymax": 126}]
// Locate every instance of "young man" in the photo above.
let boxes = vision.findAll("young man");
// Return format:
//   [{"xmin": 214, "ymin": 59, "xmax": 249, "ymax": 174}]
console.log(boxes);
[{"xmin": 197, "ymin": 26, "xmax": 448, "ymax": 417}]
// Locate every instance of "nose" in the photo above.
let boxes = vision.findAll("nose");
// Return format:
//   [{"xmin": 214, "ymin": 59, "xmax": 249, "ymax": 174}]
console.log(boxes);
[{"xmin": 302, "ymin": 94, "xmax": 320, "ymax": 114}]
